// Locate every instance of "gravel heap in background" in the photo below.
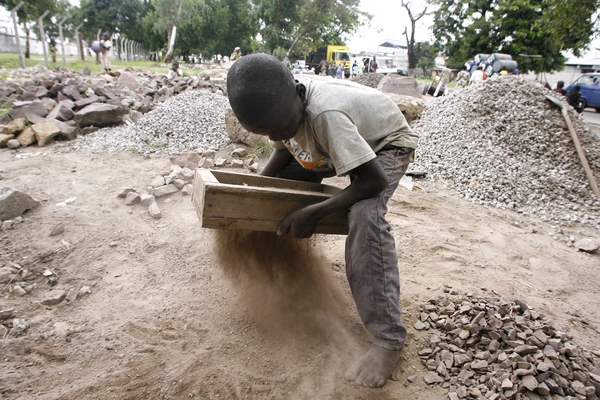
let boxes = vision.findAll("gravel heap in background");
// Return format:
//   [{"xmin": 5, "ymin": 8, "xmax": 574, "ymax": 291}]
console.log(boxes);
[
  {"xmin": 417, "ymin": 290, "xmax": 600, "ymax": 400},
  {"xmin": 59, "ymin": 89, "xmax": 231, "ymax": 155},
  {"xmin": 350, "ymin": 72, "xmax": 385, "ymax": 88},
  {"xmin": 410, "ymin": 76, "xmax": 600, "ymax": 231}
]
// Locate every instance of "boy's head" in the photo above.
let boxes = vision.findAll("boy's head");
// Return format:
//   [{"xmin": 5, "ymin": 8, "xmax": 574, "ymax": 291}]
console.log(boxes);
[{"xmin": 227, "ymin": 53, "xmax": 305, "ymax": 141}]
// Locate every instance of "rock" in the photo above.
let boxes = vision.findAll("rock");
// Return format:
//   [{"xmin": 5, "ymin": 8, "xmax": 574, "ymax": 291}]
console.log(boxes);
[
  {"xmin": 151, "ymin": 176, "xmax": 166, "ymax": 188},
  {"xmin": 574, "ymin": 237, "xmax": 600, "ymax": 252},
  {"xmin": 116, "ymin": 72, "xmax": 142, "ymax": 92},
  {"xmin": 74, "ymin": 103, "xmax": 125, "ymax": 128},
  {"xmin": 232, "ymin": 147, "xmax": 248, "ymax": 157},
  {"xmin": 148, "ymin": 202, "xmax": 162, "ymax": 219},
  {"xmin": 6, "ymin": 139, "xmax": 20, "ymax": 149},
  {"xmin": 414, "ymin": 320, "xmax": 428, "ymax": 330},
  {"xmin": 0, "ymin": 187, "xmax": 40, "ymax": 220},
  {"xmin": 74, "ymin": 95, "xmax": 100, "ymax": 109},
  {"xmin": 40, "ymin": 290, "xmax": 67, "ymax": 306},
  {"xmin": 9, "ymin": 285, "xmax": 26, "ymax": 297},
  {"xmin": 32, "ymin": 122, "xmax": 61, "ymax": 146},
  {"xmin": 182, "ymin": 184, "xmax": 193, "ymax": 195},
  {"xmin": 225, "ymin": 108, "xmax": 269, "ymax": 147},
  {"xmin": 0, "ymin": 308, "xmax": 15, "ymax": 320},
  {"xmin": 423, "ymin": 371, "xmax": 444, "ymax": 384},
  {"xmin": 78, "ymin": 286, "xmax": 91, "ymax": 298},
  {"xmin": 15, "ymin": 126, "xmax": 35, "ymax": 146},
  {"xmin": 0, "ymin": 133, "xmax": 14, "ymax": 147},
  {"xmin": 49, "ymin": 223, "xmax": 65, "ymax": 236},
  {"xmin": 61, "ymin": 85, "xmax": 82, "ymax": 101},
  {"xmin": 170, "ymin": 152, "xmax": 201, "ymax": 168},
  {"xmin": 47, "ymin": 103, "xmax": 75, "ymax": 121},
  {"xmin": 117, "ymin": 187, "xmax": 136, "ymax": 198},
  {"xmin": 49, "ymin": 119, "xmax": 79, "ymax": 141},
  {"xmin": 378, "ymin": 75, "xmax": 423, "ymax": 98},
  {"xmin": 140, "ymin": 194, "xmax": 156, "ymax": 207},
  {"xmin": 125, "ymin": 191, "xmax": 141, "ymax": 205},
  {"xmin": 148, "ymin": 184, "xmax": 179, "ymax": 198},
  {"xmin": 9, "ymin": 318, "xmax": 29, "ymax": 336},
  {"xmin": 2, "ymin": 117, "xmax": 27, "ymax": 134},
  {"xmin": 385, "ymin": 93, "xmax": 425, "ymax": 123},
  {"xmin": 8, "ymin": 101, "xmax": 48, "ymax": 120}
]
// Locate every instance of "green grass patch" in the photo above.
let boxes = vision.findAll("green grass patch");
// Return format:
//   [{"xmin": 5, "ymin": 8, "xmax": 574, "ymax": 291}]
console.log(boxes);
[{"xmin": 0, "ymin": 53, "xmax": 203, "ymax": 77}]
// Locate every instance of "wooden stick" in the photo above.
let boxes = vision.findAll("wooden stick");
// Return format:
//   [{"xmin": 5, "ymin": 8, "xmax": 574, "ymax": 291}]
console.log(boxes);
[{"xmin": 561, "ymin": 107, "xmax": 600, "ymax": 198}]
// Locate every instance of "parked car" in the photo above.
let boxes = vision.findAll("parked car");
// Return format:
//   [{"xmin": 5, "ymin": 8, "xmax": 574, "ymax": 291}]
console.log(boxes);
[{"xmin": 565, "ymin": 73, "xmax": 600, "ymax": 112}]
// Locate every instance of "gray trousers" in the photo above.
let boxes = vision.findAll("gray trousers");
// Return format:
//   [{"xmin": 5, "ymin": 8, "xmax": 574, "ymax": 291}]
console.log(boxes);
[{"xmin": 277, "ymin": 146, "xmax": 412, "ymax": 350}]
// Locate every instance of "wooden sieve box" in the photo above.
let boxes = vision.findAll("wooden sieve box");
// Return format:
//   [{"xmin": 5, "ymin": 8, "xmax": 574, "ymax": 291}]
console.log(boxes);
[{"xmin": 192, "ymin": 169, "xmax": 349, "ymax": 235}]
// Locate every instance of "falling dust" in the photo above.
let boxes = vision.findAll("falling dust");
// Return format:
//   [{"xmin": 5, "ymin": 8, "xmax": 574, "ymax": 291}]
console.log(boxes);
[{"xmin": 213, "ymin": 230, "xmax": 352, "ymax": 344}]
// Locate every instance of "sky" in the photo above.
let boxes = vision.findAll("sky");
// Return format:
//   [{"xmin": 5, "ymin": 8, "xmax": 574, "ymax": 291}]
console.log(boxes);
[{"xmin": 345, "ymin": 0, "xmax": 435, "ymax": 54}]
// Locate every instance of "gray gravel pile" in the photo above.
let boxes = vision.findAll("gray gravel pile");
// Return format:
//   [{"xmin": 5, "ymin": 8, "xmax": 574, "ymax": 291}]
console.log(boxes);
[
  {"xmin": 60, "ymin": 89, "xmax": 231, "ymax": 155},
  {"xmin": 350, "ymin": 72, "xmax": 385, "ymax": 88},
  {"xmin": 417, "ymin": 290, "xmax": 600, "ymax": 400},
  {"xmin": 411, "ymin": 76, "xmax": 600, "ymax": 230}
]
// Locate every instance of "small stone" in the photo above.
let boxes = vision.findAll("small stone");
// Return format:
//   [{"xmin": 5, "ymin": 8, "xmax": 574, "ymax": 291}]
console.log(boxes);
[
  {"xmin": 501, "ymin": 378, "xmax": 514, "ymax": 390},
  {"xmin": 148, "ymin": 202, "xmax": 162, "ymax": 219},
  {"xmin": 522, "ymin": 375, "xmax": 538, "ymax": 391},
  {"xmin": 407, "ymin": 374, "xmax": 417, "ymax": 383},
  {"xmin": 40, "ymin": 290, "xmax": 67, "ymax": 306},
  {"xmin": 49, "ymin": 223, "xmax": 65, "ymax": 236},
  {"xmin": 423, "ymin": 371, "xmax": 444, "ymax": 385},
  {"xmin": 125, "ymin": 191, "xmax": 141, "ymax": 205},
  {"xmin": 9, "ymin": 286, "xmax": 27, "ymax": 297},
  {"xmin": 117, "ymin": 187, "xmax": 136, "ymax": 198},
  {"xmin": 414, "ymin": 320, "xmax": 428, "ymax": 330},
  {"xmin": 140, "ymin": 194, "xmax": 156, "ymax": 207},
  {"xmin": 181, "ymin": 184, "xmax": 193, "ymax": 195}
]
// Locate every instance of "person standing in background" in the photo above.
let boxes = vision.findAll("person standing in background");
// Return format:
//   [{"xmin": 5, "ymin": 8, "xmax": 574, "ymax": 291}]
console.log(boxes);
[{"xmin": 99, "ymin": 32, "xmax": 112, "ymax": 72}]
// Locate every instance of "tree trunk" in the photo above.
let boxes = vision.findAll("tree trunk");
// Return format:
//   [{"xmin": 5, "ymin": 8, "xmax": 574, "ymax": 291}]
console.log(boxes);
[
  {"xmin": 401, "ymin": 1, "xmax": 427, "ymax": 70},
  {"xmin": 163, "ymin": 0, "xmax": 185, "ymax": 64},
  {"xmin": 282, "ymin": 31, "xmax": 304, "ymax": 66},
  {"xmin": 24, "ymin": 23, "xmax": 30, "ymax": 59}
]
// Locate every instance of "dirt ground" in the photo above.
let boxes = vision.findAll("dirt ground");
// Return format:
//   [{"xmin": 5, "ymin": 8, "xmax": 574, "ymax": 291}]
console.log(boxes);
[{"xmin": 0, "ymin": 130, "xmax": 599, "ymax": 399}]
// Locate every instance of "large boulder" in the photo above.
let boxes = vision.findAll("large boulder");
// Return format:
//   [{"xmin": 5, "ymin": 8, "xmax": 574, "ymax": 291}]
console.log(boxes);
[
  {"xmin": 16, "ymin": 126, "xmax": 36, "ymax": 146},
  {"xmin": 0, "ymin": 187, "xmax": 40, "ymax": 221},
  {"xmin": 2, "ymin": 118, "xmax": 27, "ymax": 135},
  {"xmin": 377, "ymin": 75, "xmax": 423, "ymax": 98},
  {"xmin": 8, "ymin": 100, "xmax": 49, "ymax": 120},
  {"xmin": 225, "ymin": 108, "xmax": 269, "ymax": 147},
  {"xmin": 74, "ymin": 103, "xmax": 126, "ymax": 127},
  {"xmin": 32, "ymin": 122, "xmax": 61, "ymax": 146},
  {"xmin": 47, "ymin": 103, "xmax": 75, "ymax": 121},
  {"xmin": 116, "ymin": 72, "xmax": 142, "ymax": 92},
  {"xmin": 384, "ymin": 93, "xmax": 425, "ymax": 124}
]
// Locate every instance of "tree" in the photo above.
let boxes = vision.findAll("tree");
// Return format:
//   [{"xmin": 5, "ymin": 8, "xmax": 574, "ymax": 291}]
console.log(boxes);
[
  {"xmin": 255, "ymin": 0, "xmax": 370, "ymax": 65},
  {"xmin": 79, "ymin": 0, "xmax": 146, "ymax": 47},
  {"xmin": 0, "ymin": 0, "xmax": 58, "ymax": 58},
  {"xmin": 401, "ymin": 0, "xmax": 427, "ymax": 70},
  {"xmin": 430, "ymin": 0, "xmax": 600, "ymax": 73},
  {"xmin": 415, "ymin": 41, "xmax": 438, "ymax": 71}
]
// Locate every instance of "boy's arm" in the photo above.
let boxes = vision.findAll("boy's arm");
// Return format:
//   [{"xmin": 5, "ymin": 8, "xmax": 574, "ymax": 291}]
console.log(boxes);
[
  {"xmin": 259, "ymin": 148, "xmax": 293, "ymax": 177},
  {"xmin": 278, "ymin": 158, "xmax": 387, "ymax": 238}
]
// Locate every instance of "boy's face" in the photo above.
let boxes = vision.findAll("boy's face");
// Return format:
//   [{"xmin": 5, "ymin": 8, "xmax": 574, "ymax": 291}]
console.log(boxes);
[{"xmin": 241, "ymin": 85, "xmax": 305, "ymax": 142}]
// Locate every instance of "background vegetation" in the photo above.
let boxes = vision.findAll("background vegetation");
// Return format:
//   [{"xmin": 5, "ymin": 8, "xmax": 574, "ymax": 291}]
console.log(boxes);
[{"xmin": 0, "ymin": 0, "xmax": 598, "ymax": 73}]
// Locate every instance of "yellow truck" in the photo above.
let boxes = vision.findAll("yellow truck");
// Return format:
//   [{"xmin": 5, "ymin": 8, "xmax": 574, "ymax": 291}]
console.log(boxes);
[{"xmin": 305, "ymin": 45, "xmax": 352, "ymax": 77}]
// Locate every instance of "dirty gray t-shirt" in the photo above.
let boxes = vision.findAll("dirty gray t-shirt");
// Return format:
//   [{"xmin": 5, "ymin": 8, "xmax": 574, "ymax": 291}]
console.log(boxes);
[{"xmin": 272, "ymin": 75, "xmax": 418, "ymax": 176}]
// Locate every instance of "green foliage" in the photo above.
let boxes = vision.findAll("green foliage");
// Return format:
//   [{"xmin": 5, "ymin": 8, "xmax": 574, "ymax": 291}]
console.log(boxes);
[
  {"xmin": 79, "ymin": 0, "xmax": 145, "ymax": 42},
  {"xmin": 254, "ymin": 0, "xmax": 370, "ymax": 58},
  {"xmin": 430, "ymin": 0, "xmax": 600, "ymax": 73},
  {"xmin": 415, "ymin": 41, "xmax": 439, "ymax": 70}
]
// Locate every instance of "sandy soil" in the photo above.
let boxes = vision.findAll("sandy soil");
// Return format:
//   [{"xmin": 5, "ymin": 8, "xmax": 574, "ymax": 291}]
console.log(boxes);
[{"xmin": 0, "ymin": 136, "xmax": 599, "ymax": 400}]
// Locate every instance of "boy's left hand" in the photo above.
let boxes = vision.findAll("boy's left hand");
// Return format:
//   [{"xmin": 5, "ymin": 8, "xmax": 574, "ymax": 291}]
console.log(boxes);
[{"xmin": 277, "ymin": 206, "xmax": 319, "ymax": 238}]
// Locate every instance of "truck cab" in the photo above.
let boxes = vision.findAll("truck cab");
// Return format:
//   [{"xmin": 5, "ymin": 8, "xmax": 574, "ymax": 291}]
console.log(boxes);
[{"xmin": 306, "ymin": 45, "xmax": 352, "ymax": 78}]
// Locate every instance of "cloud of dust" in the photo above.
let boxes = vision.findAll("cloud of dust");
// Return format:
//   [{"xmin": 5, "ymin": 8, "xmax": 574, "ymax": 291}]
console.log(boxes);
[{"xmin": 213, "ymin": 230, "xmax": 349, "ymax": 342}]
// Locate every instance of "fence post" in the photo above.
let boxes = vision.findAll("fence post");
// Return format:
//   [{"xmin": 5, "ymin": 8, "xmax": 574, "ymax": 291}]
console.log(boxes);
[
  {"xmin": 10, "ymin": 2, "xmax": 25, "ymax": 69},
  {"xmin": 74, "ymin": 23, "xmax": 83, "ymax": 61},
  {"xmin": 58, "ymin": 16, "xmax": 67, "ymax": 66},
  {"xmin": 38, "ymin": 10, "xmax": 50, "ymax": 68}
]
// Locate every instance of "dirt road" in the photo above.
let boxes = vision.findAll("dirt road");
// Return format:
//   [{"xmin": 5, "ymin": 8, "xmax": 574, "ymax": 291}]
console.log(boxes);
[{"xmin": 0, "ymin": 141, "xmax": 599, "ymax": 399}]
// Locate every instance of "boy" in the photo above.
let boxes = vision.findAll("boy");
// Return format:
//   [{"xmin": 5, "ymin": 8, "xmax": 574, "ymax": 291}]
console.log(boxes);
[{"xmin": 226, "ymin": 54, "xmax": 418, "ymax": 388}]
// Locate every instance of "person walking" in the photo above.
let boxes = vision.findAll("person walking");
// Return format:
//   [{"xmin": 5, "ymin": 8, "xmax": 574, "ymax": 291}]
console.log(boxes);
[{"xmin": 433, "ymin": 65, "xmax": 453, "ymax": 96}]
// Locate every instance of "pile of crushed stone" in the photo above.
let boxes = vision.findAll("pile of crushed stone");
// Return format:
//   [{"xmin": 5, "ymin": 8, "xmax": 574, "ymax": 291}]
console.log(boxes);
[
  {"xmin": 416, "ymin": 290, "xmax": 600, "ymax": 399},
  {"xmin": 58, "ymin": 90, "xmax": 231, "ymax": 155},
  {"xmin": 410, "ymin": 76, "xmax": 600, "ymax": 231}
]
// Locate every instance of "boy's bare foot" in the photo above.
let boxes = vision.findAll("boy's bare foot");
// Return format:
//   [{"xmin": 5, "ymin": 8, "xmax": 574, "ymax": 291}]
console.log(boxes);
[{"xmin": 344, "ymin": 345, "xmax": 401, "ymax": 388}]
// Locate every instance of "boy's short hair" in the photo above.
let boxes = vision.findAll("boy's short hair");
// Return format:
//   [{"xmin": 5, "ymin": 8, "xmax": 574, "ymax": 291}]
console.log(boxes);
[{"xmin": 227, "ymin": 53, "xmax": 296, "ymax": 126}]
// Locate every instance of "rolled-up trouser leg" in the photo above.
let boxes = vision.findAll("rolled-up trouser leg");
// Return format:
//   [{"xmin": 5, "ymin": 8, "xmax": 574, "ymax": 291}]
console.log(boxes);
[{"xmin": 345, "ymin": 147, "xmax": 412, "ymax": 350}]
